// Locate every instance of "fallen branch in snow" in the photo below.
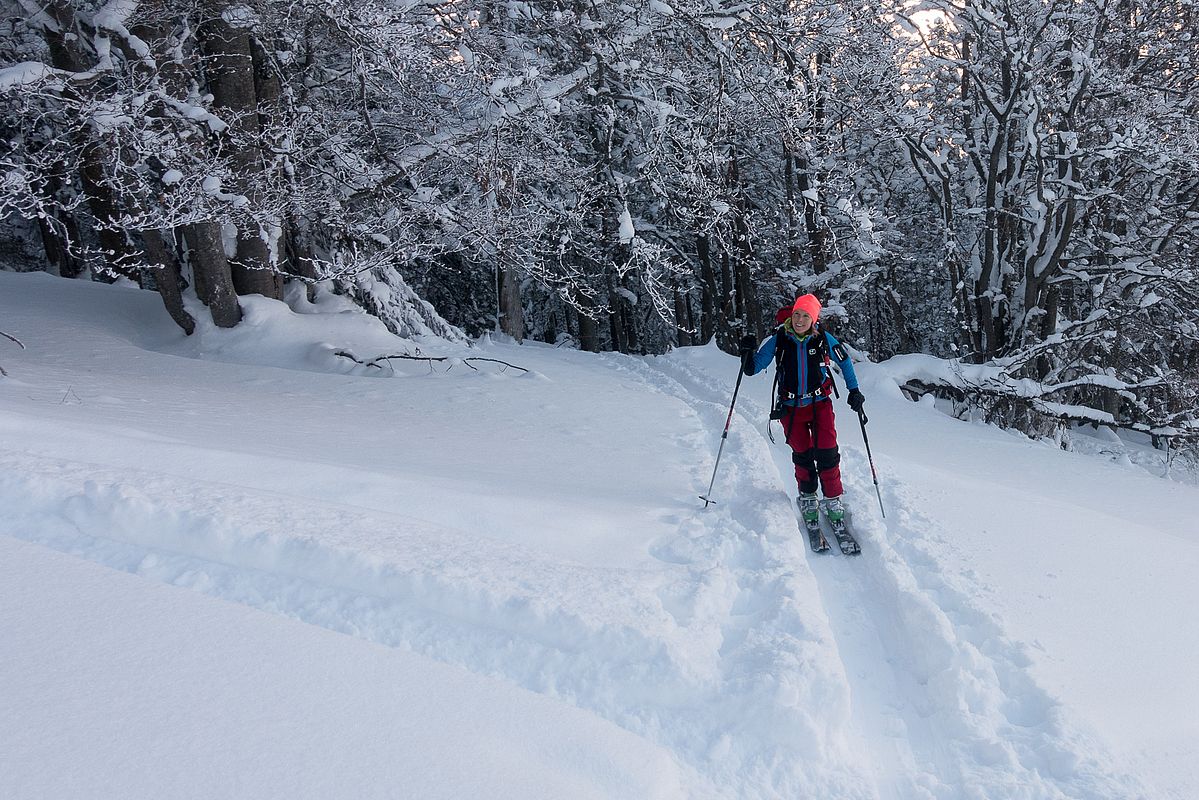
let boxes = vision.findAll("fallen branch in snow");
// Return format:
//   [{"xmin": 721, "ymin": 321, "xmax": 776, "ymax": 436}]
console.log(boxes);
[
  {"xmin": 0, "ymin": 328, "xmax": 25, "ymax": 377},
  {"xmin": 900, "ymin": 378, "xmax": 1197, "ymax": 445},
  {"xmin": 333, "ymin": 350, "xmax": 529, "ymax": 374}
]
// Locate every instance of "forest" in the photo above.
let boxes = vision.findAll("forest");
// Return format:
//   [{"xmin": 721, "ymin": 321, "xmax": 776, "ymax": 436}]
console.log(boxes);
[{"xmin": 2, "ymin": 0, "xmax": 1196, "ymax": 454}]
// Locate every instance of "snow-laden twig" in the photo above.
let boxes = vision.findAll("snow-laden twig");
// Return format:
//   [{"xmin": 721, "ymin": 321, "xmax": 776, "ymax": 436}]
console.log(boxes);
[
  {"xmin": 0, "ymin": 328, "xmax": 23, "ymax": 378},
  {"xmin": 333, "ymin": 349, "xmax": 528, "ymax": 374}
]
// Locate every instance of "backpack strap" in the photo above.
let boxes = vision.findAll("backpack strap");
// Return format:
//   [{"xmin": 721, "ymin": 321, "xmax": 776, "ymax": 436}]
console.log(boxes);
[
  {"xmin": 819, "ymin": 329, "xmax": 840, "ymax": 399},
  {"xmin": 769, "ymin": 327, "xmax": 784, "ymax": 417}
]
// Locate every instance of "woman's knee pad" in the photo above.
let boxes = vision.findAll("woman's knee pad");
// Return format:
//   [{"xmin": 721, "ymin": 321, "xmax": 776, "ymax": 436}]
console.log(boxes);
[{"xmin": 815, "ymin": 447, "xmax": 840, "ymax": 471}]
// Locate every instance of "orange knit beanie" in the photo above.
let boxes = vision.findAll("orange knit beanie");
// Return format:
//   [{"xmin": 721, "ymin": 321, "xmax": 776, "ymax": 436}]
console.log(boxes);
[{"xmin": 792, "ymin": 294, "xmax": 822, "ymax": 323}]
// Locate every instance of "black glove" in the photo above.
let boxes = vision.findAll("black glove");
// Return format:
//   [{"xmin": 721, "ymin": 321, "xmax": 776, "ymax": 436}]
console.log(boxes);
[
  {"xmin": 739, "ymin": 335, "xmax": 757, "ymax": 375},
  {"xmin": 847, "ymin": 388, "xmax": 865, "ymax": 412}
]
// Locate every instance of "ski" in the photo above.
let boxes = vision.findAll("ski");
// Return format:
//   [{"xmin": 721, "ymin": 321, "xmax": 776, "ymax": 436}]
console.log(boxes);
[
  {"xmin": 796, "ymin": 497, "xmax": 830, "ymax": 553},
  {"xmin": 802, "ymin": 517, "xmax": 831, "ymax": 553},
  {"xmin": 825, "ymin": 516, "xmax": 861, "ymax": 556}
]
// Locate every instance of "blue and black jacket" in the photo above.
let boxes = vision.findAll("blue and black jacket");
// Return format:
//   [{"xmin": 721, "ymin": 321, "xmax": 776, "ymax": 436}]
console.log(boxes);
[{"xmin": 746, "ymin": 324, "xmax": 858, "ymax": 408}]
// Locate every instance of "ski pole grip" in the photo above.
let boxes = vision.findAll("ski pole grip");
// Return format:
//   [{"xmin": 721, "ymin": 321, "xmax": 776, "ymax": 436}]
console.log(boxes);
[{"xmin": 858, "ymin": 409, "xmax": 869, "ymax": 426}]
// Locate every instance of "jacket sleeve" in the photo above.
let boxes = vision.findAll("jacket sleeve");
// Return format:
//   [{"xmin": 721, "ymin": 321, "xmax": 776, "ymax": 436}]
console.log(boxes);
[
  {"xmin": 825, "ymin": 333, "xmax": 859, "ymax": 390},
  {"xmin": 747, "ymin": 333, "xmax": 778, "ymax": 376}
]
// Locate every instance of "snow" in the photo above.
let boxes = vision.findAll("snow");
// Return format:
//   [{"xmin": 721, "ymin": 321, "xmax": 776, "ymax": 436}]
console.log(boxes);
[
  {"xmin": 2, "ymin": 270, "xmax": 1198, "ymax": 799},
  {"xmin": 618, "ymin": 205, "xmax": 636, "ymax": 243},
  {"xmin": 488, "ymin": 76, "xmax": 526, "ymax": 98},
  {"xmin": 220, "ymin": 221, "xmax": 238, "ymax": 258},
  {"xmin": 159, "ymin": 95, "xmax": 229, "ymax": 134},
  {"xmin": 93, "ymin": 0, "xmax": 152, "ymax": 63},
  {"xmin": 221, "ymin": 4, "xmax": 259, "ymax": 28},
  {"xmin": 92, "ymin": 0, "xmax": 138, "ymax": 28},
  {"xmin": 0, "ymin": 537, "xmax": 684, "ymax": 800},
  {"xmin": 878, "ymin": 351, "xmax": 1146, "ymax": 401},
  {"xmin": 0, "ymin": 62, "xmax": 61, "ymax": 90}
]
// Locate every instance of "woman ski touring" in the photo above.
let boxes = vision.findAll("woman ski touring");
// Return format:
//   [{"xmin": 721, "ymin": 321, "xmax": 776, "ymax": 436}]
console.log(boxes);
[{"xmin": 739, "ymin": 294, "xmax": 866, "ymax": 554}]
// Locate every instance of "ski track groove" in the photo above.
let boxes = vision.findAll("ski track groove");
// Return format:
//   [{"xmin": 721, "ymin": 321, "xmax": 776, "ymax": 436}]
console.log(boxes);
[
  {"xmin": 596, "ymin": 353, "xmax": 876, "ymax": 796},
  {"xmin": 625, "ymin": 351, "xmax": 1148, "ymax": 800}
]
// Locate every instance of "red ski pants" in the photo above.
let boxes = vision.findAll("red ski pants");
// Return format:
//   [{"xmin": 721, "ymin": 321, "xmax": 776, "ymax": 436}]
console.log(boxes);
[{"xmin": 780, "ymin": 400, "xmax": 843, "ymax": 498}]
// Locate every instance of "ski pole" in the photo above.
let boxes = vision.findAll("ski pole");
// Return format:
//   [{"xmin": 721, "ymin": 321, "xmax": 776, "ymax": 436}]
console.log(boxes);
[
  {"xmin": 700, "ymin": 361, "xmax": 747, "ymax": 507},
  {"xmin": 856, "ymin": 409, "xmax": 886, "ymax": 518}
]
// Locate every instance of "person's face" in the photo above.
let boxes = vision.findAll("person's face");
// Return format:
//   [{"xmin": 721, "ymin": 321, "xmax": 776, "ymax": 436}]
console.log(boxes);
[{"xmin": 791, "ymin": 309, "xmax": 813, "ymax": 333}]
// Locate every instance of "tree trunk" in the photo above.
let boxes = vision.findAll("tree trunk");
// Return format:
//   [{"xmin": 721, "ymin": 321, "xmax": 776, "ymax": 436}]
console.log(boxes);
[
  {"xmin": 606, "ymin": 283, "xmax": 625, "ymax": 353},
  {"xmin": 728, "ymin": 149, "xmax": 762, "ymax": 339},
  {"xmin": 284, "ymin": 217, "xmax": 319, "ymax": 301},
  {"xmin": 28, "ymin": 135, "xmax": 85, "ymax": 278},
  {"xmin": 673, "ymin": 288, "xmax": 692, "ymax": 347},
  {"xmin": 718, "ymin": 250, "xmax": 736, "ymax": 351},
  {"xmin": 577, "ymin": 306, "xmax": 600, "ymax": 352},
  {"xmin": 77, "ymin": 142, "xmax": 138, "ymax": 283},
  {"xmin": 230, "ymin": 230, "xmax": 281, "ymax": 298},
  {"xmin": 497, "ymin": 262, "xmax": 524, "ymax": 341},
  {"xmin": 251, "ymin": 37, "xmax": 283, "ymax": 136},
  {"xmin": 250, "ymin": 36, "xmax": 294, "ymax": 292},
  {"xmin": 1036, "ymin": 284, "xmax": 1060, "ymax": 380},
  {"xmin": 143, "ymin": 229, "xmax": 196, "ymax": 335},
  {"xmin": 42, "ymin": 1, "xmax": 88, "ymax": 72},
  {"xmin": 783, "ymin": 144, "xmax": 800, "ymax": 271},
  {"xmin": 619, "ymin": 274, "xmax": 640, "ymax": 353},
  {"xmin": 185, "ymin": 221, "xmax": 243, "ymax": 328},
  {"xmin": 697, "ymin": 234, "xmax": 718, "ymax": 343},
  {"xmin": 200, "ymin": 0, "xmax": 282, "ymax": 299},
  {"xmin": 40, "ymin": 4, "xmax": 137, "ymax": 282},
  {"xmin": 798, "ymin": 51, "xmax": 831, "ymax": 276},
  {"xmin": 796, "ymin": 163, "xmax": 829, "ymax": 275},
  {"xmin": 36, "ymin": 211, "xmax": 83, "ymax": 278}
]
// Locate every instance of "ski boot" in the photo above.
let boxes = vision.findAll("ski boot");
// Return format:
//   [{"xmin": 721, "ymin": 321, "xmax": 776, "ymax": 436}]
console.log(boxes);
[
  {"xmin": 822, "ymin": 496, "xmax": 861, "ymax": 555},
  {"xmin": 799, "ymin": 492, "xmax": 820, "ymax": 523},
  {"xmin": 822, "ymin": 496, "xmax": 845, "ymax": 523}
]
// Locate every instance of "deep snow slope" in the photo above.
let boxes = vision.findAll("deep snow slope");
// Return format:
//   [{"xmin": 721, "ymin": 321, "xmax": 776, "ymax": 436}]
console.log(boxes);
[
  {"xmin": 2, "ymin": 270, "xmax": 1196, "ymax": 799},
  {"xmin": 0, "ymin": 535, "xmax": 685, "ymax": 800}
]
